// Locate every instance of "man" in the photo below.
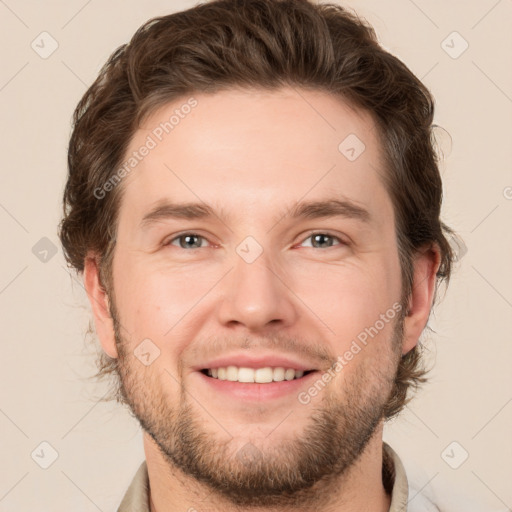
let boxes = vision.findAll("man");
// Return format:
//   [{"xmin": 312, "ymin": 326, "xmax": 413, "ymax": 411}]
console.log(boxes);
[{"xmin": 58, "ymin": 0, "xmax": 456, "ymax": 510}]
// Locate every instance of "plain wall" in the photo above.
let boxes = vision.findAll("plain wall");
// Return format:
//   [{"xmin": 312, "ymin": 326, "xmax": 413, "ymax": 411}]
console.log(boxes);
[{"xmin": 0, "ymin": 0, "xmax": 511, "ymax": 510}]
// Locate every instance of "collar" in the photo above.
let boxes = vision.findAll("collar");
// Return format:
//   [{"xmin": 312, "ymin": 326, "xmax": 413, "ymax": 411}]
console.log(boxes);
[{"xmin": 117, "ymin": 441, "xmax": 409, "ymax": 511}]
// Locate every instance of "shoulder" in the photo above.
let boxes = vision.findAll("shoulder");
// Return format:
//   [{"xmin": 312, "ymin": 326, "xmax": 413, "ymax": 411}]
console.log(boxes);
[
  {"xmin": 117, "ymin": 460, "xmax": 150, "ymax": 512},
  {"xmin": 388, "ymin": 444, "xmax": 503, "ymax": 512}
]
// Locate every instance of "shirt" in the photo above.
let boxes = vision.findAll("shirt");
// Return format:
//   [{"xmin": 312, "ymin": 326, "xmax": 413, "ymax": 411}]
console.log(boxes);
[{"xmin": 117, "ymin": 442, "xmax": 419, "ymax": 511}]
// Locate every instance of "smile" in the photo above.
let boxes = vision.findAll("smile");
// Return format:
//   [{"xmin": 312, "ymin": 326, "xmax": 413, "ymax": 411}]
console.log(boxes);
[{"xmin": 201, "ymin": 366, "xmax": 314, "ymax": 383}]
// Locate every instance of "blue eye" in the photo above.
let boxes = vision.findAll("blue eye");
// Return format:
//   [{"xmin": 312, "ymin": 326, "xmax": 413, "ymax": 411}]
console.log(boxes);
[
  {"xmin": 301, "ymin": 233, "xmax": 344, "ymax": 249},
  {"xmin": 167, "ymin": 233, "xmax": 207, "ymax": 249}
]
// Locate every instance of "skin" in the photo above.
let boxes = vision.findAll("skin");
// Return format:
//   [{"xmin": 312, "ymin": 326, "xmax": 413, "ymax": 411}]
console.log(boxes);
[{"xmin": 84, "ymin": 87, "xmax": 440, "ymax": 511}]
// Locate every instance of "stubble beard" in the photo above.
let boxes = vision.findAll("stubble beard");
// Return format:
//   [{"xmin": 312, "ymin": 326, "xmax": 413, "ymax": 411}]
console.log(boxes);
[{"xmin": 111, "ymin": 308, "xmax": 404, "ymax": 508}]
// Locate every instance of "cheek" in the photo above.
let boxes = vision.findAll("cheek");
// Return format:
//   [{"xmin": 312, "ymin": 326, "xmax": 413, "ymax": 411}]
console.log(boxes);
[
  {"xmin": 301, "ymin": 258, "xmax": 397, "ymax": 307},
  {"xmin": 113, "ymin": 259, "xmax": 220, "ymax": 346},
  {"xmin": 293, "ymin": 258, "xmax": 401, "ymax": 352},
  {"xmin": 113, "ymin": 269, "xmax": 191, "ymax": 397}
]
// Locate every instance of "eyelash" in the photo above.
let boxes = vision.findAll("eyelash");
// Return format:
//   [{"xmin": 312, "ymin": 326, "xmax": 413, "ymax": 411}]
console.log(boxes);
[{"xmin": 163, "ymin": 231, "xmax": 348, "ymax": 250}]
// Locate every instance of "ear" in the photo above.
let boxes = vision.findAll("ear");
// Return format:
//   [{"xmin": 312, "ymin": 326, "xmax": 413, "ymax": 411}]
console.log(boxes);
[
  {"xmin": 402, "ymin": 243, "xmax": 442, "ymax": 355},
  {"xmin": 83, "ymin": 253, "xmax": 118, "ymax": 358}
]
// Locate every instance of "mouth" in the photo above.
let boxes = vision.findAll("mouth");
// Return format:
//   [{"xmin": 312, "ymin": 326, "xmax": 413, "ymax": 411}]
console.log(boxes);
[
  {"xmin": 199, "ymin": 366, "xmax": 316, "ymax": 383},
  {"xmin": 195, "ymin": 365, "xmax": 321, "ymax": 401}
]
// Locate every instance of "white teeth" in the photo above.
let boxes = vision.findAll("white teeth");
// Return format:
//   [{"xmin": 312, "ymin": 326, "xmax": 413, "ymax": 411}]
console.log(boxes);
[
  {"xmin": 226, "ymin": 365, "xmax": 238, "ymax": 381},
  {"xmin": 204, "ymin": 366, "xmax": 307, "ymax": 383},
  {"xmin": 284, "ymin": 368, "xmax": 296, "ymax": 381},
  {"xmin": 273, "ymin": 367, "xmax": 285, "ymax": 381},
  {"xmin": 237, "ymin": 367, "xmax": 255, "ymax": 382},
  {"xmin": 254, "ymin": 367, "xmax": 273, "ymax": 383}
]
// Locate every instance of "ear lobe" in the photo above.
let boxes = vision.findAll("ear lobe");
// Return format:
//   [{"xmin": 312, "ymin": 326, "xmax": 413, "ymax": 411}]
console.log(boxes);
[
  {"xmin": 402, "ymin": 244, "xmax": 442, "ymax": 355},
  {"xmin": 83, "ymin": 253, "xmax": 118, "ymax": 359}
]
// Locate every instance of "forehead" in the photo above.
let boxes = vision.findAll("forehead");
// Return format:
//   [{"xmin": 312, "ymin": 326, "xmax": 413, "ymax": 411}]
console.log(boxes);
[{"xmin": 117, "ymin": 87, "xmax": 392, "ymax": 228}]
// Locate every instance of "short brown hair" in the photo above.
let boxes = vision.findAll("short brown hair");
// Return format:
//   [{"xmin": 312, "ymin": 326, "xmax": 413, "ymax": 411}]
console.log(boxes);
[{"xmin": 59, "ymin": 0, "xmax": 456, "ymax": 419}]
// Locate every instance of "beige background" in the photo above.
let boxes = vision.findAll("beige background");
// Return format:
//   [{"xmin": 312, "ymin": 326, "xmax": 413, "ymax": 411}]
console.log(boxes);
[{"xmin": 0, "ymin": 0, "xmax": 511, "ymax": 510}]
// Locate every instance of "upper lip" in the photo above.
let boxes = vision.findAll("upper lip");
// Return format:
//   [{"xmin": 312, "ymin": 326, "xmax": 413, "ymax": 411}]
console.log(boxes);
[{"xmin": 193, "ymin": 352, "xmax": 319, "ymax": 372}]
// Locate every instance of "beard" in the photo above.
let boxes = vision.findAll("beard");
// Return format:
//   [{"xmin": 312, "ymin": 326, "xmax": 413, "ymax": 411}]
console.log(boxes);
[{"xmin": 110, "ymin": 301, "xmax": 405, "ymax": 509}]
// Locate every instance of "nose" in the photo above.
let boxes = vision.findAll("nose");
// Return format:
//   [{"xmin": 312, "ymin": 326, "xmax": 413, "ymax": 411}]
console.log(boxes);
[{"xmin": 216, "ymin": 246, "xmax": 298, "ymax": 332}]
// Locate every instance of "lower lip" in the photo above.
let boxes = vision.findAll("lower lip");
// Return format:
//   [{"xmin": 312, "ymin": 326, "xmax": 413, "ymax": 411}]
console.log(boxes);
[{"xmin": 195, "ymin": 370, "xmax": 320, "ymax": 401}]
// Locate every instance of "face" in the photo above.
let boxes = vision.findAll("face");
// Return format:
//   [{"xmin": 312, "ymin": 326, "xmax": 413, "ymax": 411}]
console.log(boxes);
[{"xmin": 93, "ymin": 87, "xmax": 411, "ymax": 506}]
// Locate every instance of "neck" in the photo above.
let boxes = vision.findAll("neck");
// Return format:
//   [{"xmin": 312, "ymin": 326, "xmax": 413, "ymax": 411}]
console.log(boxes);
[{"xmin": 144, "ymin": 425, "xmax": 392, "ymax": 512}]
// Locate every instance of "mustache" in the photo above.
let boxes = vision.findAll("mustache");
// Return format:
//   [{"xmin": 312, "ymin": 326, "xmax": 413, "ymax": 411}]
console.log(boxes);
[{"xmin": 184, "ymin": 334, "xmax": 335, "ymax": 369}]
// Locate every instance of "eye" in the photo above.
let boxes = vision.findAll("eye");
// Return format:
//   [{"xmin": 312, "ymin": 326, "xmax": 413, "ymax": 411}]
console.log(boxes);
[
  {"xmin": 166, "ymin": 232, "xmax": 208, "ymax": 249},
  {"xmin": 300, "ymin": 232, "xmax": 346, "ymax": 249},
  {"xmin": 163, "ymin": 231, "xmax": 346, "ymax": 250}
]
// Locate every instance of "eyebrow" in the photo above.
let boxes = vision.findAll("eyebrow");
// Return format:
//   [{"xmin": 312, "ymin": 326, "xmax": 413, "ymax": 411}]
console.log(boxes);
[{"xmin": 139, "ymin": 198, "xmax": 372, "ymax": 230}]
